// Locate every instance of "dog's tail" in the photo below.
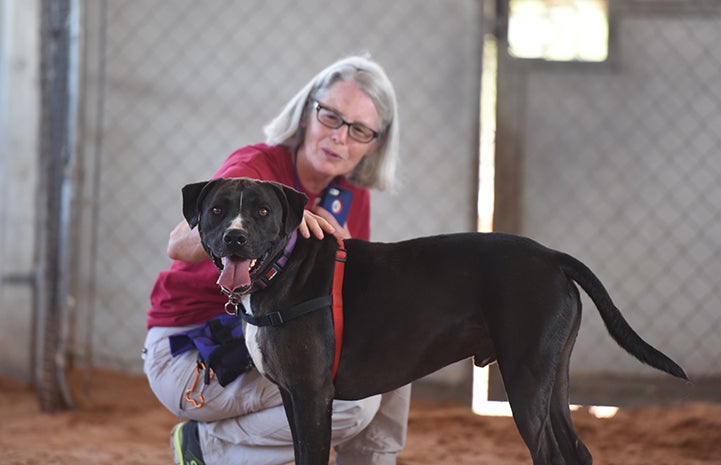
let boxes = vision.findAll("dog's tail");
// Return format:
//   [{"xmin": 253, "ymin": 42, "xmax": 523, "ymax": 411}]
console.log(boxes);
[{"xmin": 559, "ymin": 252, "xmax": 688, "ymax": 381}]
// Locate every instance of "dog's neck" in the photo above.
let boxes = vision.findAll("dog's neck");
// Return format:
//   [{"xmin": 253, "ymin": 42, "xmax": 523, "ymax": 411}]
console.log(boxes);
[{"xmin": 249, "ymin": 230, "xmax": 299, "ymax": 293}]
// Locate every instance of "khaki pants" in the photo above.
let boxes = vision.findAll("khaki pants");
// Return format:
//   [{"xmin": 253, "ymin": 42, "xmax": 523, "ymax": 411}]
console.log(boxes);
[{"xmin": 144, "ymin": 325, "xmax": 410, "ymax": 465}]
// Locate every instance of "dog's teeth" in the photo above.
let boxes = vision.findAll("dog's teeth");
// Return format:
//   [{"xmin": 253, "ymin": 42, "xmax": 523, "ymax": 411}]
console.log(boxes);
[{"xmin": 249, "ymin": 259, "xmax": 257, "ymax": 269}]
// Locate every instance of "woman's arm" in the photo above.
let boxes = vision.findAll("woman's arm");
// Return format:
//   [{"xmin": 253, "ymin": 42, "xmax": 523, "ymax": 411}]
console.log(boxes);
[{"xmin": 167, "ymin": 220, "xmax": 208, "ymax": 262}]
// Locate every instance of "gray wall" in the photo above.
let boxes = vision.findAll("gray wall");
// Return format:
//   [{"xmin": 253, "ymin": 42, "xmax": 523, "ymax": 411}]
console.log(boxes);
[
  {"xmin": 0, "ymin": 0, "xmax": 40, "ymax": 380},
  {"xmin": 506, "ymin": 10, "xmax": 721, "ymax": 377}
]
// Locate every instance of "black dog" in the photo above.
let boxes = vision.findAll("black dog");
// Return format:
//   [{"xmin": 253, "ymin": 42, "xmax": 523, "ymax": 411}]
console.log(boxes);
[{"xmin": 182, "ymin": 177, "xmax": 687, "ymax": 465}]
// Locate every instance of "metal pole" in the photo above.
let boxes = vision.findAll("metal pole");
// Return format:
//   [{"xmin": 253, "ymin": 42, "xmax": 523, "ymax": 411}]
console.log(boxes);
[{"xmin": 36, "ymin": 0, "xmax": 78, "ymax": 412}]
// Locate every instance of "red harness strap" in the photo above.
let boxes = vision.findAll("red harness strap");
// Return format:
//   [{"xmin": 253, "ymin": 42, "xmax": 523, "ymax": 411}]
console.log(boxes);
[{"xmin": 331, "ymin": 238, "xmax": 347, "ymax": 379}]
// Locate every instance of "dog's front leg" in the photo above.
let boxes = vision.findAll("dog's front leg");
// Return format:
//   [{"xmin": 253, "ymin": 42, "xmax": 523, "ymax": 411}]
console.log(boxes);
[{"xmin": 280, "ymin": 382, "xmax": 335, "ymax": 465}]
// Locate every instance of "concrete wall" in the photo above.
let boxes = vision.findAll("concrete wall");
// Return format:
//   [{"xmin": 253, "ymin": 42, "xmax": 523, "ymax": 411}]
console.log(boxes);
[{"xmin": 0, "ymin": 0, "xmax": 40, "ymax": 381}]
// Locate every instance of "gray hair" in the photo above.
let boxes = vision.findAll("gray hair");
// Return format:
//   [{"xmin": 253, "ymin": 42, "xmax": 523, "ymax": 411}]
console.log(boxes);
[{"xmin": 264, "ymin": 55, "xmax": 399, "ymax": 192}]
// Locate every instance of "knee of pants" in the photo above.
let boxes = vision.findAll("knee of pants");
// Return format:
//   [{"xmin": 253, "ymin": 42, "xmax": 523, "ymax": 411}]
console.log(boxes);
[{"xmin": 330, "ymin": 395, "xmax": 382, "ymax": 443}]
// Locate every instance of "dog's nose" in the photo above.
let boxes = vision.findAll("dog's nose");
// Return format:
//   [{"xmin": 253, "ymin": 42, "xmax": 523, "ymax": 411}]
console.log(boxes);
[{"xmin": 223, "ymin": 229, "xmax": 248, "ymax": 246}]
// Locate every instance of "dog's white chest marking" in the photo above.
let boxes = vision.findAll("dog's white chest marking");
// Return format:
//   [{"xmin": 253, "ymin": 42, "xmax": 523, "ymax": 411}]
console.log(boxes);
[
  {"xmin": 242, "ymin": 294, "xmax": 266, "ymax": 375},
  {"xmin": 228, "ymin": 192, "xmax": 245, "ymax": 230}
]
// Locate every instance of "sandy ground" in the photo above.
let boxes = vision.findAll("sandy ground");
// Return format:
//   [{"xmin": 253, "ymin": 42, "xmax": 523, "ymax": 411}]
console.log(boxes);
[{"xmin": 2, "ymin": 370, "xmax": 720, "ymax": 465}]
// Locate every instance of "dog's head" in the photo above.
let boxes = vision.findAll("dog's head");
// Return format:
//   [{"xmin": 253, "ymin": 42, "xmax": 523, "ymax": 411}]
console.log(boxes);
[{"xmin": 182, "ymin": 177, "xmax": 308, "ymax": 294}]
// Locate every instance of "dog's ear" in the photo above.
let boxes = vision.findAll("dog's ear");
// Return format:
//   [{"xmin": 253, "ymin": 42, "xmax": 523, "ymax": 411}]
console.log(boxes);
[
  {"xmin": 182, "ymin": 179, "xmax": 221, "ymax": 229},
  {"xmin": 268, "ymin": 181, "xmax": 309, "ymax": 235}
]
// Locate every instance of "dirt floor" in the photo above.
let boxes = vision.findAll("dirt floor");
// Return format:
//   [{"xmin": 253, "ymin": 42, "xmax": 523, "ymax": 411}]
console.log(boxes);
[{"xmin": 2, "ymin": 370, "xmax": 720, "ymax": 465}]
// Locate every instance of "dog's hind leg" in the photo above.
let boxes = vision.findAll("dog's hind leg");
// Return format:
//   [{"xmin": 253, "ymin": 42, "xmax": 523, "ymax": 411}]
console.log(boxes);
[
  {"xmin": 498, "ymin": 355, "xmax": 563, "ymax": 464},
  {"xmin": 547, "ymin": 291, "xmax": 593, "ymax": 465},
  {"xmin": 547, "ymin": 358, "xmax": 592, "ymax": 465},
  {"xmin": 494, "ymin": 297, "xmax": 588, "ymax": 464}
]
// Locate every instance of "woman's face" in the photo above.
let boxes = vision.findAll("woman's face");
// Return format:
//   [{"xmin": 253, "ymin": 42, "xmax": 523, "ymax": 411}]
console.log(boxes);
[{"xmin": 298, "ymin": 80, "xmax": 381, "ymax": 188}]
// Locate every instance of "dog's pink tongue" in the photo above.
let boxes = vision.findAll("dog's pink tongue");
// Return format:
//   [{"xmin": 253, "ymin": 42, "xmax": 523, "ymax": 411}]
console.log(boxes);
[{"xmin": 217, "ymin": 257, "xmax": 251, "ymax": 292}]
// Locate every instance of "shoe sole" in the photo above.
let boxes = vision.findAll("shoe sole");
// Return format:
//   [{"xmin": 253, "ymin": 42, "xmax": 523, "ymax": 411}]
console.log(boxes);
[{"xmin": 171, "ymin": 423, "xmax": 184, "ymax": 465}]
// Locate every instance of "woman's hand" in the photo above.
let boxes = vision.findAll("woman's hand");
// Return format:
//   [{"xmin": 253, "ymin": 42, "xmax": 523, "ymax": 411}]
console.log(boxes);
[
  {"xmin": 299, "ymin": 209, "xmax": 337, "ymax": 240},
  {"xmin": 311, "ymin": 206, "xmax": 351, "ymax": 240}
]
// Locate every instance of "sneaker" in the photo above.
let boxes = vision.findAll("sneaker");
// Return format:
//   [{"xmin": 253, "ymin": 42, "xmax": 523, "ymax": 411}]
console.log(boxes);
[{"xmin": 171, "ymin": 420, "xmax": 205, "ymax": 465}]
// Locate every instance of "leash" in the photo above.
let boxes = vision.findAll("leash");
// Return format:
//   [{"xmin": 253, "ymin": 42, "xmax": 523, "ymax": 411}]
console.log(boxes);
[
  {"xmin": 227, "ymin": 237, "xmax": 347, "ymax": 379},
  {"xmin": 331, "ymin": 239, "xmax": 346, "ymax": 379}
]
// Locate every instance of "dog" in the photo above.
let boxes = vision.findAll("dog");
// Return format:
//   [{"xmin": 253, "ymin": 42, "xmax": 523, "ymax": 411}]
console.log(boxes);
[{"xmin": 182, "ymin": 177, "xmax": 688, "ymax": 465}]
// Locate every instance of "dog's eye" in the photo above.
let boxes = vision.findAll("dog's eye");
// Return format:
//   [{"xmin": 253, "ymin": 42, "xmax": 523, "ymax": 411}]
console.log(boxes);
[
  {"xmin": 258, "ymin": 207, "xmax": 269, "ymax": 217},
  {"xmin": 211, "ymin": 207, "xmax": 222, "ymax": 216}
]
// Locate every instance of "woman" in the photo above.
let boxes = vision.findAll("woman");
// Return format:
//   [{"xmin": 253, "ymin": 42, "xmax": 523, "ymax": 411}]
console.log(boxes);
[{"xmin": 144, "ymin": 55, "xmax": 410, "ymax": 465}]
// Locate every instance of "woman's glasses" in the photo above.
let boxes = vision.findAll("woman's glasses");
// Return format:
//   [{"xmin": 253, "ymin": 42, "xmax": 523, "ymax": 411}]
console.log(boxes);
[{"xmin": 314, "ymin": 101, "xmax": 380, "ymax": 143}]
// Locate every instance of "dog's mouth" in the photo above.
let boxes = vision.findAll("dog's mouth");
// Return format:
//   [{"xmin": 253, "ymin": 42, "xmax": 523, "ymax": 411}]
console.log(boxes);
[{"xmin": 214, "ymin": 253, "xmax": 267, "ymax": 294}]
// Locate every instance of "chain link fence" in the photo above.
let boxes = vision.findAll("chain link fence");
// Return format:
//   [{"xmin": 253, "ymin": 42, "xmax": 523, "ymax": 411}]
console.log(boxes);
[
  {"xmin": 51, "ymin": 0, "xmax": 721, "ymax": 407},
  {"xmin": 493, "ymin": 1, "xmax": 721, "ymax": 399},
  {"xmin": 72, "ymin": 0, "xmax": 482, "ymax": 375}
]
